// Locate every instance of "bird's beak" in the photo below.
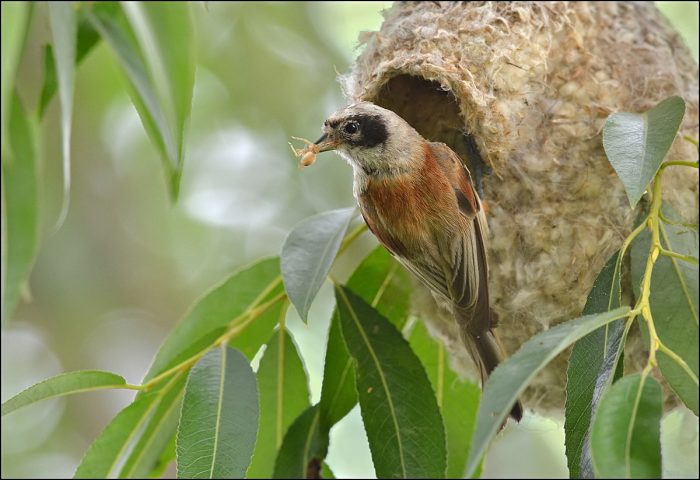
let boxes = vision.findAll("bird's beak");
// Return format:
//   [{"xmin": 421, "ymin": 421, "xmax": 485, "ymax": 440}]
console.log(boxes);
[{"xmin": 313, "ymin": 132, "xmax": 339, "ymax": 152}]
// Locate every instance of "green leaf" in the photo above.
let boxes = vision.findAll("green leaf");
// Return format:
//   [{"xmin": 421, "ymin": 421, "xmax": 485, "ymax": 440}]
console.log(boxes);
[
  {"xmin": 318, "ymin": 312, "xmax": 357, "ymax": 427},
  {"xmin": 336, "ymin": 285, "xmax": 447, "ymax": 478},
  {"xmin": 565, "ymin": 251, "xmax": 628, "ymax": 478},
  {"xmin": 177, "ymin": 346, "xmax": 259, "ymax": 479},
  {"xmin": 281, "ymin": 207, "xmax": 355, "ymax": 322},
  {"xmin": 346, "ymin": 246, "xmax": 412, "ymax": 330},
  {"xmin": 1, "ymin": 94, "xmax": 38, "ymax": 325},
  {"xmin": 590, "ymin": 374, "xmax": 663, "ymax": 478},
  {"xmin": 248, "ymin": 329, "xmax": 310, "ymax": 478},
  {"xmin": 40, "ymin": 3, "xmax": 114, "ymax": 118},
  {"xmin": 75, "ymin": 389, "xmax": 160, "ymax": 478},
  {"xmin": 143, "ymin": 257, "xmax": 283, "ymax": 381},
  {"xmin": 631, "ymin": 206, "xmax": 699, "ymax": 414},
  {"xmin": 273, "ymin": 405, "xmax": 328, "ymax": 479},
  {"xmin": 603, "ymin": 96, "xmax": 686, "ymax": 207},
  {"xmin": 121, "ymin": 2, "xmax": 195, "ymax": 199},
  {"xmin": 47, "ymin": 1, "xmax": 77, "ymax": 230},
  {"xmin": 318, "ymin": 246, "xmax": 413, "ymax": 428},
  {"xmin": 409, "ymin": 321, "xmax": 480, "ymax": 479},
  {"xmin": 228, "ymin": 296, "xmax": 286, "ymax": 362},
  {"xmin": 0, "ymin": 1, "xmax": 29, "ymax": 154},
  {"xmin": 86, "ymin": 4, "xmax": 193, "ymax": 201},
  {"xmin": 147, "ymin": 434, "xmax": 176, "ymax": 478},
  {"xmin": 118, "ymin": 375, "xmax": 187, "ymax": 478},
  {"xmin": 465, "ymin": 306, "xmax": 631, "ymax": 477},
  {"xmin": 2, "ymin": 370, "xmax": 127, "ymax": 416}
]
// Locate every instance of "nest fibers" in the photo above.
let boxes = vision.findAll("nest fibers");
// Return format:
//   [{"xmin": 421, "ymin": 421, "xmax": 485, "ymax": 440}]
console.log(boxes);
[{"xmin": 342, "ymin": 1, "xmax": 699, "ymax": 411}]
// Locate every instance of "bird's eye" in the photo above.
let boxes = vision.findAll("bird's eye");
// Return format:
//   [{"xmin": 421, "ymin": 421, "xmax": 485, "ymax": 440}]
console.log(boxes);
[{"xmin": 344, "ymin": 121, "xmax": 359, "ymax": 134}]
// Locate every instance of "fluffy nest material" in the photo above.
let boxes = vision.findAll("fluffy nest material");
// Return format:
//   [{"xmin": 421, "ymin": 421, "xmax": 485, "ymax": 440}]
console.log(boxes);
[{"xmin": 342, "ymin": 1, "xmax": 699, "ymax": 412}]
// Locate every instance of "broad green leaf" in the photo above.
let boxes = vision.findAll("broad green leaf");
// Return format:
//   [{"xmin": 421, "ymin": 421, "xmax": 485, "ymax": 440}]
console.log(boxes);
[
  {"xmin": 2, "ymin": 370, "xmax": 127, "ymax": 416},
  {"xmin": 75, "ymin": 390, "xmax": 160, "ymax": 478},
  {"xmin": 591, "ymin": 374, "xmax": 663, "ymax": 478},
  {"xmin": 565, "ymin": 251, "xmax": 627, "ymax": 478},
  {"xmin": 336, "ymin": 285, "xmax": 447, "ymax": 478},
  {"xmin": 144, "ymin": 257, "xmax": 282, "ymax": 381},
  {"xmin": 410, "ymin": 321, "xmax": 480, "ymax": 479},
  {"xmin": 1, "ymin": 94, "xmax": 38, "ymax": 325},
  {"xmin": 281, "ymin": 207, "xmax": 355, "ymax": 322},
  {"xmin": 346, "ymin": 246, "xmax": 412, "ymax": 330},
  {"xmin": 603, "ymin": 96, "xmax": 685, "ymax": 207},
  {"xmin": 631, "ymin": 207, "xmax": 699, "ymax": 414},
  {"xmin": 177, "ymin": 346, "xmax": 259, "ymax": 479},
  {"xmin": 47, "ymin": 1, "xmax": 77, "ymax": 230},
  {"xmin": 121, "ymin": 2, "xmax": 195, "ymax": 199},
  {"xmin": 248, "ymin": 329, "xmax": 310, "ymax": 478},
  {"xmin": 86, "ymin": 5, "xmax": 188, "ymax": 200},
  {"xmin": 0, "ymin": 1, "xmax": 29, "ymax": 154},
  {"xmin": 273, "ymin": 405, "xmax": 328, "ymax": 479},
  {"xmin": 465, "ymin": 306, "xmax": 631, "ymax": 477},
  {"xmin": 118, "ymin": 375, "xmax": 186, "ymax": 478}
]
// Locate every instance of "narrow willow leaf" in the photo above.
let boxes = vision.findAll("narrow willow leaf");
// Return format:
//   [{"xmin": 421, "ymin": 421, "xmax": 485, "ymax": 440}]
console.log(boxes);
[
  {"xmin": 248, "ymin": 329, "xmax": 310, "ymax": 478},
  {"xmin": 336, "ymin": 285, "xmax": 447, "ymax": 478},
  {"xmin": 2, "ymin": 370, "xmax": 126, "ymax": 416},
  {"xmin": 118, "ymin": 375, "xmax": 186, "ymax": 478},
  {"xmin": 0, "ymin": 1, "xmax": 29, "ymax": 154},
  {"xmin": 281, "ymin": 207, "xmax": 355, "ymax": 322},
  {"xmin": 40, "ymin": 3, "xmax": 115, "ymax": 118},
  {"xmin": 47, "ymin": 1, "xmax": 77, "ymax": 230},
  {"xmin": 410, "ymin": 321, "xmax": 480, "ymax": 479},
  {"xmin": 86, "ymin": 7, "xmax": 182, "ymax": 200},
  {"xmin": 273, "ymin": 405, "xmax": 328, "ymax": 479},
  {"xmin": 566, "ymin": 251, "xmax": 627, "ymax": 479},
  {"xmin": 144, "ymin": 257, "xmax": 282, "ymax": 381},
  {"xmin": 632, "ymin": 206, "xmax": 698, "ymax": 414},
  {"xmin": 121, "ymin": 2, "xmax": 195, "ymax": 199},
  {"xmin": 603, "ymin": 96, "xmax": 685, "ymax": 207},
  {"xmin": 465, "ymin": 307, "xmax": 630, "ymax": 477},
  {"xmin": 75, "ymin": 390, "xmax": 160, "ymax": 478},
  {"xmin": 318, "ymin": 246, "xmax": 412, "ymax": 427},
  {"xmin": 591, "ymin": 374, "xmax": 663, "ymax": 478},
  {"xmin": 1, "ymin": 94, "xmax": 38, "ymax": 325},
  {"xmin": 176, "ymin": 346, "xmax": 259, "ymax": 479}
]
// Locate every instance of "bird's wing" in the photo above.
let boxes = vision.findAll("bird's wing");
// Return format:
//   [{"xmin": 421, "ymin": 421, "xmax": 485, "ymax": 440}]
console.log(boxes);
[{"xmin": 428, "ymin": 141, "xmax": 492, "ymax": 332}]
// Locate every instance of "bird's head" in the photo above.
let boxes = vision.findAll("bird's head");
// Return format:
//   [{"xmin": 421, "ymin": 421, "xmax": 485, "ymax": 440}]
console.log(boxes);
[{"xmin": 313, "ymin": 102, "xmax": 424, "ymax": 176}]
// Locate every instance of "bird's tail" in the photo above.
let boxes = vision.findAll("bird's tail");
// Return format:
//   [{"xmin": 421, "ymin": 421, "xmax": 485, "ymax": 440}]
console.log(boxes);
[{"xmin": 462, "ymin": 326, "xmax": 523, "ymax": 422}]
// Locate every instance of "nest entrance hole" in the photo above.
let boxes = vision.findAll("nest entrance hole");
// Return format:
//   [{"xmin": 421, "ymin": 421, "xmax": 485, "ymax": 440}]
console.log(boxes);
[{"xmin": 374, "ymin": 75, "xmax": 473, "ymax": 163}]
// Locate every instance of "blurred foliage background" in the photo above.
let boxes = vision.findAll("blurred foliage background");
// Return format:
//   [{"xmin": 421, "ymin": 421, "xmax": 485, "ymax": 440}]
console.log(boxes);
[{"xmin": 1, "ymin": 2, "xmax": 697, "ymax": 478}]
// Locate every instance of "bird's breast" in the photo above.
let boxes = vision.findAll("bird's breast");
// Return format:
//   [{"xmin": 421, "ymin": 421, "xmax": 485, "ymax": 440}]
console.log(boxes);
[{"xmin": 358, "ymin": 149, "xmax": 456, "ymax": 257}]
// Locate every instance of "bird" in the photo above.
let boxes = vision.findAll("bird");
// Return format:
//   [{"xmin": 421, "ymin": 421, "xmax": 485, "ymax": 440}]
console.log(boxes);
[{"xmin": 310, "ymin": 101, "xmax": 523, "ymax": 421}]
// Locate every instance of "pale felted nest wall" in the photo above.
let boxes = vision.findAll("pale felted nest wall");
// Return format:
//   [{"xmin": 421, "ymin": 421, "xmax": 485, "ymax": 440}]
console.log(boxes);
[{"xmin": 342, "ymin": 1, "xmax": 699, "ymax": 412}]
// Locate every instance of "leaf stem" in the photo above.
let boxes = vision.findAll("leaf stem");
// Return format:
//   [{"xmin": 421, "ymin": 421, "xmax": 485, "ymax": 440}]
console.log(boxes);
[
  {"xmin": 659, "ymin": 160, "xmax": 699, "ymax": 170},
  {"xmin": 657, "ymin": 248, "xmax": 699, "ymax": 265}
]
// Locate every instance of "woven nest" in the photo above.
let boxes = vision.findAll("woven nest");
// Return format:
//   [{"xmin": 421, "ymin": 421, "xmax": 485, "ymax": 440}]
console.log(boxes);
[{"xmin": 342, "ymin": 1, "xmax": 699, "ymax": 412}]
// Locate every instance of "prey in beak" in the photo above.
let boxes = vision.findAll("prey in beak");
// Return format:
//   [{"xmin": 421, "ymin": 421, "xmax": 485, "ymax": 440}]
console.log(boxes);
[{"xmin": 289, "ymin": 131, "xmax": 339, "ymax": 167}]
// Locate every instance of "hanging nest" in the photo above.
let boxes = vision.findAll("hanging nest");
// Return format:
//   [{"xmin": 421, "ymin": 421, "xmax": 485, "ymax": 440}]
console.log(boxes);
[{"xmin": 342, "ymin": 1, "xmax": 699, "ymax": 412}]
